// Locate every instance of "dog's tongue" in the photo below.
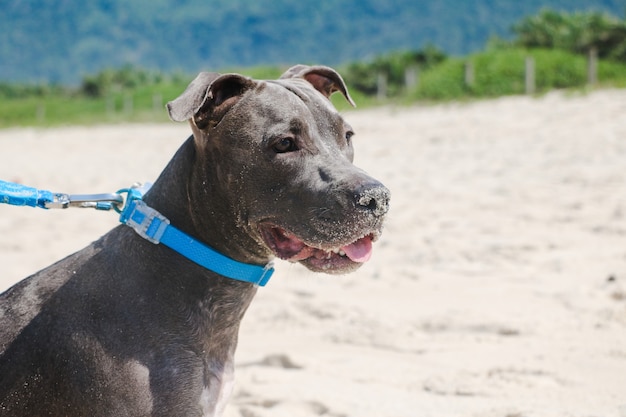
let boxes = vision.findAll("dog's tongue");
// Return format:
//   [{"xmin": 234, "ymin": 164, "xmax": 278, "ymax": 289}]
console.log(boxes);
[{"xmin": 341, "ymin": 236, "xmax": 373, "ymax": 263}]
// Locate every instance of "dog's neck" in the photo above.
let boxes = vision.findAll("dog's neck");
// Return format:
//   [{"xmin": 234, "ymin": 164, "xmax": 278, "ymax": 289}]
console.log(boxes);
[{"xmin": 143, "ymin": 136, "xmax": 271, "ymax": 267}]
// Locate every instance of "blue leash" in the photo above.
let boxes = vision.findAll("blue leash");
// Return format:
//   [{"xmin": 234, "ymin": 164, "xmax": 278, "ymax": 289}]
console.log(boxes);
[
  {"xmin": 0, "ymin": 180, "xmax": 56, "ymax": 208},
  {"xmin": 0, "ymin": 180, "xmax": 274, "ymax": 286}
]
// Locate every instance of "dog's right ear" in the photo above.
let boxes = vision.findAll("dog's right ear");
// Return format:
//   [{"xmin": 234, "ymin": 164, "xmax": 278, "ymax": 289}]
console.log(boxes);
[
  {"xmin": 166, "ymin": 72, "xmax": 220, "ymax": 122},
  {"xmin": 167, "ymin": 72, "xmax": 255, "ymax": 128}
]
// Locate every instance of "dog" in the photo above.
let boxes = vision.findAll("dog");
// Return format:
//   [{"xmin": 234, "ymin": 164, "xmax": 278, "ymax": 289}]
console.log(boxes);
[{"xmin": 0, "ymin": 65, "xmax": 390, "ymax": 416}]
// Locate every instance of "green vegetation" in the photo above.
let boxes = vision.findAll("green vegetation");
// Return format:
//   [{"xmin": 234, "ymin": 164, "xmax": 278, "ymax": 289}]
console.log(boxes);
[
  {"xmin": 342, "ymin": 46, "xmax": 447, "ymax": 96},
  {"xmin": 412, "ymin": 48, "xmax": 626, "ymax": 101},
  {"xmin": 512, "ymin": 8, "xmax": 626, "ymax": 59},
  {"xmin": 1, "ymin": 8, "xmax": 626, "ymax": 127}
]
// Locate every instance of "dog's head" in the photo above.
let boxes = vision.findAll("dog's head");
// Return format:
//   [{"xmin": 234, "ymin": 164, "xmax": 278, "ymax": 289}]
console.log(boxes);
[{"xmin": 167, "ymin": 65, "xmax": 390, "ymax": 274}]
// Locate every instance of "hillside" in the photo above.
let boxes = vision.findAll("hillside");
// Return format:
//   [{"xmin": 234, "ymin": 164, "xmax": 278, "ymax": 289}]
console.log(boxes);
[{"xmin": 0, "ymin": 0, "xmax": 623, "ymax": 84}]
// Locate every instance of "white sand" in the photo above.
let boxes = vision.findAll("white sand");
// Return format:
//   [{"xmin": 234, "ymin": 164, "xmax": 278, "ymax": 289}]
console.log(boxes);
[{"xmin": 1, "ymin": 90, "xmax": 626, "ymax": 416}]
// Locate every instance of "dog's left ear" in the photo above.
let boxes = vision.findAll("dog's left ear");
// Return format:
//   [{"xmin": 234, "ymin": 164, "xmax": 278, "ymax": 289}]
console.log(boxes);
[
  {"xmin": 167, "ymin": 72, "xmax": 256, "ymax": 126},
  {"xmin": 280, "ymin": 65, "xmax": 356, "ymax": 107}
]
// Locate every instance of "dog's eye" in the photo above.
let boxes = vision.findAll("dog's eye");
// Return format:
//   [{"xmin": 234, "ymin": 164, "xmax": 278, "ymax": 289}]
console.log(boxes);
[
  {"xmin": 272, "ymin": 137, "xmax": 298, "ymax": 153},
  {"xmin": 345, "ymin": 131, "xmax": 354, "ymax": 144}
]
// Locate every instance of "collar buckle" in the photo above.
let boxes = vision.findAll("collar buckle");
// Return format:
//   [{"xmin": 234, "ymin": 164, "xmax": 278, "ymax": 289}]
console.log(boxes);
[{"xmin": 119, "ymin": 199, "xmax": 170, "ymax": 244}]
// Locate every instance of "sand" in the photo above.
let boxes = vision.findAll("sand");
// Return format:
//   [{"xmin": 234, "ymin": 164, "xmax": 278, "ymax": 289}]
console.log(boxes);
[{"xmin": 1, "ymin": 90, "xmax": 626, "ymax": 417}]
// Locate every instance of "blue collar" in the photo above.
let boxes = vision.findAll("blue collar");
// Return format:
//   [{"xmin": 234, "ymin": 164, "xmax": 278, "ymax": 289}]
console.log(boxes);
[{"xmin": 118, "ymin": 190, "xmax": 274, "ymax": 287}]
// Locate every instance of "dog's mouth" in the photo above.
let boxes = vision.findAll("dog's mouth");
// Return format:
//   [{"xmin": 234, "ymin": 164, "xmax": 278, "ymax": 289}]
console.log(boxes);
[{"xmin": 259, "ymin": 224, "xmax": 378, "ymax": 274}]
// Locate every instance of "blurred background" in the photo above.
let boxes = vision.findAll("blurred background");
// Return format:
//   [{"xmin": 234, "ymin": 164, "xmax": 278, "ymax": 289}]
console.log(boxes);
[{"xmin": 1, "ymin": 0, "xmax": 625, "ymax": 126}]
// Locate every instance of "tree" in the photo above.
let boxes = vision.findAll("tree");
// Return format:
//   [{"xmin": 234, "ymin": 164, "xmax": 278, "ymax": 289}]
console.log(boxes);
[{"xmin": 512, "ymin": 8, "xmax": 626, "ymax": 60}]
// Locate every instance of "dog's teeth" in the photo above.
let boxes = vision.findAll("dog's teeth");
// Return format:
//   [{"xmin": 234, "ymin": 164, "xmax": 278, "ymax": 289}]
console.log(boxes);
[
  {"xmin": 332, "ymin": 249, "xmax": 340, "ymax": 254},
  {"xmin": 339, "ymin": 250, "xmax": 346, "ymax": 256}
]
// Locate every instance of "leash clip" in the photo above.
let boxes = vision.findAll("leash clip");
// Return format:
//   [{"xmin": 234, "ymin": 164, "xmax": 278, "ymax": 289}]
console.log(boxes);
[
  {"xmin": 44, "ymin": 193, "xmax": 124, "ymax": 210},
  {"xmin": 44, "ymin": 182, "xmax": 151, "ymax": 210}
]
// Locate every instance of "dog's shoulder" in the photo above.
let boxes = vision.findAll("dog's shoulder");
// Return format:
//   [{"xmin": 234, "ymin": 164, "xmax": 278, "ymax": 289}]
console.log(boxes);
[{"xmin": 0, "ymin": 243, "xmax": 103, "ymax": 352}]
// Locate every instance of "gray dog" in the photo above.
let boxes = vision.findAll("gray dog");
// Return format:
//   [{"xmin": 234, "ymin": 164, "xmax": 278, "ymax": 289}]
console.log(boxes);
[{"xmin": 0, "ymin": 65, "xmax": 389, "ymax": 416}]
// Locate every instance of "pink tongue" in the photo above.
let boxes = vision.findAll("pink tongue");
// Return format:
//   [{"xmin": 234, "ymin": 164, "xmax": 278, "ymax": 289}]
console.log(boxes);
[{"xmin": 341, "ymin": 236, "xmax": 373, "ymax": 263}]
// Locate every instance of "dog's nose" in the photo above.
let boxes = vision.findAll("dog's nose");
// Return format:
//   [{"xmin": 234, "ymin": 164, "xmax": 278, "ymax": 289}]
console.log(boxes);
[{"xmin": 355, "ymin": 183, "xmax": 390, "ymax": 217}]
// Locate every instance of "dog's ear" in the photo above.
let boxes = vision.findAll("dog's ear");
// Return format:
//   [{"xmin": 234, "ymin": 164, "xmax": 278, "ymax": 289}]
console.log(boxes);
[
  {"xmin": 167, "ymin": 72, "xmax": 255, "ymax": 127},
  {"xmin": 280, "ymin": 65, "xmax": 356, "ymax": 107},
  {"xmin": 166, "ymin": 72, "xmax": 220, "ymax": 122}
]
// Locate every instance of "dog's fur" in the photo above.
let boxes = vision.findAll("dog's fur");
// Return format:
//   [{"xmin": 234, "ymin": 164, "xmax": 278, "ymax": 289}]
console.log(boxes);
[{"xmin": 0, "ymin": 65, "xmax": 389, "ymax": 417}]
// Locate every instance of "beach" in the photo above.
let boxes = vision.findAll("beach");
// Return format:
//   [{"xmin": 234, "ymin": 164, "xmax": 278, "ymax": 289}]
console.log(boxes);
[{"xmin": 1, "ymin": 90, "xmax": 626, "ymax": 416}]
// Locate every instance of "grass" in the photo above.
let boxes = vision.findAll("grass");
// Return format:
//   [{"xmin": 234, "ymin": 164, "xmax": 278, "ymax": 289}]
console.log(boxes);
[{"xmin": 0, "ymin": 82, "xmax": 186, "ymax": 128}]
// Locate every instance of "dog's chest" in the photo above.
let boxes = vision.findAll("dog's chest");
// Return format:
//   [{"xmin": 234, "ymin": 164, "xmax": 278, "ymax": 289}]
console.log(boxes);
[{"xmin": 198, "ymin": 366, "xmax": 235, "ymax": 417}]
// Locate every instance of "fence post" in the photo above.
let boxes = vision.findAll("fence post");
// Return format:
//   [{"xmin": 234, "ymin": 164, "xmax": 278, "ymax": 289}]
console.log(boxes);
[
  {"xmin": 106, "ymin": 95, "xmax": 115, "ymax": 116},
  {"xmin": 124, "ymin": 94, "xmax": 133, "ymax": 116},
  {"xmin": 153, "ymin": 93, "xmax": 163, "ymax": 112},
  {"xmin": 36, "ymin": 103, "xmax": 45, "ymax": 123},
  {"xmin": 377, "ymin": 71, "xmax": 387, "ymax": 100},
  {"xmin": 464, "ymin": 61, "xmax": 474, "ymax": 87},
  {"xmin": 404, "ymin": 66, "xmax": 418, "ymax": 90},
  {"xmin": 525, "ymin": 56, "xmax": 535, "ymax": 95},
  {"xmin": 587, "ymin": 46, "xmax": 598, "ymax": 86}
]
